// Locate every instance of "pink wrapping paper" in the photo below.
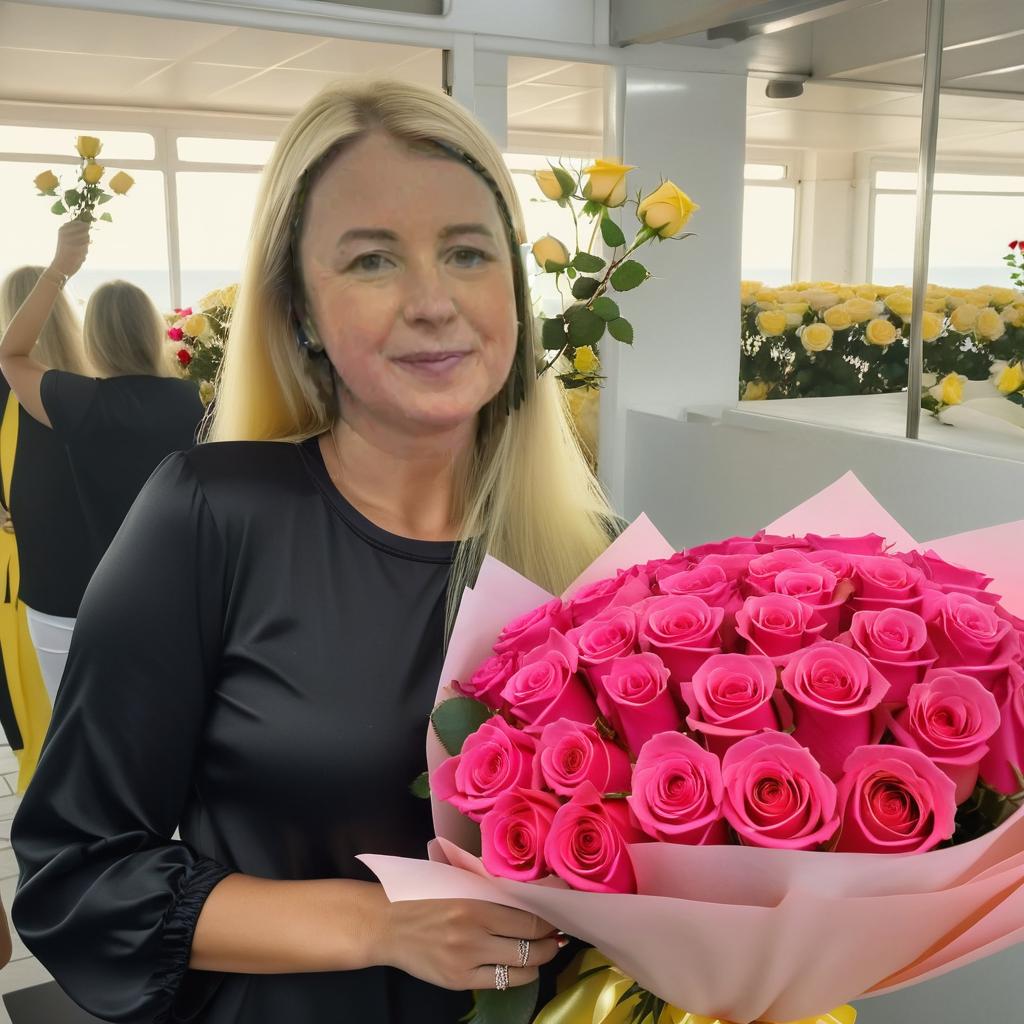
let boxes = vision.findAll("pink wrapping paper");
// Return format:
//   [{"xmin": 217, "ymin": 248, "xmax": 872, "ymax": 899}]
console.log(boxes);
[{"xmin": 359, "ymin": 473, "xmax": 1024, "ymax": 1024}]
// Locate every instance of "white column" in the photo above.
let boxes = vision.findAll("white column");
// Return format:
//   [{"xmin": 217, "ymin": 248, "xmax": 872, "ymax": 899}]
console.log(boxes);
[
  {"xmin": 795, "ymin": 150, "xmax": 856, "ymax": 284},
  {"xmin": 472, "ymin": 51, "xmax": 509, "ymax": 149}
]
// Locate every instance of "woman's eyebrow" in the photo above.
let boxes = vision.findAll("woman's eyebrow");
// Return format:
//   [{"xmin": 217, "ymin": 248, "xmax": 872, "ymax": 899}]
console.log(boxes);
[
  {"xmin": 335, "ymin": 224, "xmax": 496, "ymax": 250},
  {"xmin": 439, "ymin": 223, "xmax": 496, "ymax": 241}
]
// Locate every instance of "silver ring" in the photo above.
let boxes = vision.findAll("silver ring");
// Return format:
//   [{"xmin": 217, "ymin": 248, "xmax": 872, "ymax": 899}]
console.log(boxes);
[
  {"xmin": 517, "ymin": 938, "xmax": 530, "ymax": 968},
  {"xmin": 495, "ymin": 963, "xmax": 510, "ymax": 991}
]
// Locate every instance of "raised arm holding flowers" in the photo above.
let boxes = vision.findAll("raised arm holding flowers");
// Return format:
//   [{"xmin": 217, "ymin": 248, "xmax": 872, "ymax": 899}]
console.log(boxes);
[{"xmin": 33, "ymin": 134, "xmax": 134, "ymax": 225}]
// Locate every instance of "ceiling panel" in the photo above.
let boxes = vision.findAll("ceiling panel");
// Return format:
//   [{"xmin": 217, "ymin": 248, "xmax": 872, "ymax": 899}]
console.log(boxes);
[
  {"xmin": 0, "ymin": 48, "xmax": 172, "ymax": 104},
  {"xmin": 186, "ymin": 27, "xmax": 330, "ymax": 69},
  {"xmin": 283, "ymin": 38, "xmax": 434, "ymax": 75}
]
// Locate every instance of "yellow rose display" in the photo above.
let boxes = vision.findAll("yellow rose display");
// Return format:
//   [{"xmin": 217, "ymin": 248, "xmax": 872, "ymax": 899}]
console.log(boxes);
[
  {"xmin": 637, "ymin": 181, "xmax": 699, "ymax": 238},
  {"xmin": 989, "ymin": 287, "xmax": 1018, "ymax": 308},
  {"xmin": 937, "ymin": 373, "xmax": 965, "ymax": 406},
  {"xmin": 950, "ymin": 303, "xmax": 979, "ymax": 333},
  {"xmin": 34, "ymin": 169, "xmax": 59, "ymax": 193},
  {"xmin": 756, "ymin": 309, "xmax": 788, "ymax": 337},
  {"xmin": 823, "ymin": 305, "xmax": 853, "ymax": 331},
  {"xmin": 855, "ymin": 284, "xmax": 880, "ymax": 300},
  {"xmin": 975, "ymin": 307, "xmax": 1006, "ymax": 342},
  {"xmin": 995, "ymin": 362, "xmax": 1024, "ymax": 395},
  {"xmin": 182, "ymin": 312, "xmax": 210, "ymax": 338},
  {"xmin": 75, "ymin": 135, "xmax": 102, "ymax": 159},
  {"xmin": 884, "ymin": 291, "xmax": 914, "ymax": 319},
  {"xmin": 531, "ymin": 234, "xmax": 571, "ymax": 271},
  {"xmin": 800, "ymin": 322, "xmax": 834, "ymax": 353},
  {"xmin": 865, "ymin": 318, "xmax": 898, "ymax": 347},
  {"xmin": 534, "ymin": 169, "xmax": 566, "ymax": 201},
  {"xmin": 108, "ymin": 171, "xmax": 135, "ymax": 195},
  {"xmin": 82, "ymin": 161, "xmax": 104, "ymax": 185},
  {"xmin": 582, "ymin": 159, "xmax": 634, "ymax": 208},
  {"xmin": 742, "ymin": 380, "xmax": 770, "ymax": 401},
  {"xmin": 754, "ymin": 288, "xmax": 779, "ymax": 303},
  {"xmin": 842, "ymin": 297, "xmax": 876, "ymax": 323},
  {"xmin": 573, "ymin": 346, "xmax": 599, "ymax": 374},
  {"xmin": 804, "ymin": 289, "xmax": 841, "ymax": 312},
  {"xmin": 919, "ymin": 310, "xmax": 944, "ymax": 342}
]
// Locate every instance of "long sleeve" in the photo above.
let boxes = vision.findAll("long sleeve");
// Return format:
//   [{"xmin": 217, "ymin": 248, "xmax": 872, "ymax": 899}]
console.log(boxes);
[{"xmin": 11, "ymin": 451, "xmax": 233, "ymax": 1023}]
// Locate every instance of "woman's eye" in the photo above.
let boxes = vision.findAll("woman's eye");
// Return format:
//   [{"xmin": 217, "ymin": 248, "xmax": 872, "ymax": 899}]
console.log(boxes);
[
  {"xmin": 450, "ymin": 247, "xmax": 489, "ymax": 269},
  {"xmin": 352, "ymin": 253, "xmax": 392, "ymax": 273}
]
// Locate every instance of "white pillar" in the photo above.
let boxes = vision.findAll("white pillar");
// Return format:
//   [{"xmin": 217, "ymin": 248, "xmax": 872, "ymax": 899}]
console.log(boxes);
[{"xmin": 795, "ymin": 150, "xmax": 856, "ymax": 284}]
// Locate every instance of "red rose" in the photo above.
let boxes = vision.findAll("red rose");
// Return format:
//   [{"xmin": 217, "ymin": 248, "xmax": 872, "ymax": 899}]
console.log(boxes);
[
  {"xmin": 1011, "ymin": 240, "xmax": 1020, "ymax": 250},
  {"xmin": 168, "ymin": 327, "xmax": 184, "ymax": 341},
  {"xmin": 176, "ymin": 349, "xmax": 192, "ymax": 367}
]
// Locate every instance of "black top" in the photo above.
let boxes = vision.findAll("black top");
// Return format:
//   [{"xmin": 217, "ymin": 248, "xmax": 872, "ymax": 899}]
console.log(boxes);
[
  {"xmin": 39, "ymin": 370, "xmax": 204, "ymax": 565},
  {"xmin": 0, "ymin": 380, "xmax": 94, "ymax": 617},
  {"xmin": 11, "ymin": 438, "xmax": 477, "ymax": 1024}
]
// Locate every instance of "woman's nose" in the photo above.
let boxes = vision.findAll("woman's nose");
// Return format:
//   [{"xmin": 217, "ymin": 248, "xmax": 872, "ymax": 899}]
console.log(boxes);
[{"xmin": 402, "ymin": 263, "xmax": 458, "ymax": 328}]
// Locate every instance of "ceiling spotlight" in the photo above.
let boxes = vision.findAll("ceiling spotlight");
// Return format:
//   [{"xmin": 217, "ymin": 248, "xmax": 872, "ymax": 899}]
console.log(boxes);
[{"xmin": 766, "ymin": 79, "xmax": 804, "ymax": 99}]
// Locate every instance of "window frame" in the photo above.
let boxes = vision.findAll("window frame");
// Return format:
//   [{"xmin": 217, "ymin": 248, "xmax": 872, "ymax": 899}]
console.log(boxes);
[{"xmin": 742, "ymin": 148, "xmax": 801, "ymax": 285}]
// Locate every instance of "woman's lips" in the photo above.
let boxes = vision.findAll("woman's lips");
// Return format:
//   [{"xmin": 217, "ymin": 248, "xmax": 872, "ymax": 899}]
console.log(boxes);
[{"xmin": 394, "ymin": 352, "xmax": 470, "ymax": 376}]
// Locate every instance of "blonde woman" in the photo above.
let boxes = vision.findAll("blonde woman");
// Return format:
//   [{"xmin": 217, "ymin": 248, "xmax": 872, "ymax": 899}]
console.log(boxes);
[
  {"xmin": 0, "ymin": 268, "xmax": 94, "ymax": 701},
  {"xmin": 0, "ymin": 241, "xmax": 203, "ymax": 576},
  {"xmin": 10, "ymin": 80, "xmax": 620, "ymax": 1023}
]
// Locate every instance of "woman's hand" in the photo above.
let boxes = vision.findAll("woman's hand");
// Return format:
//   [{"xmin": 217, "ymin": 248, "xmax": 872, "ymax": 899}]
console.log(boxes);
[
  {"xmin": 50, "ymin": 220, "xmax": 91, "ymax": 279},
  {"xmin": 375, "ymin": 895, "xmax": 563, "ymax": 991}
]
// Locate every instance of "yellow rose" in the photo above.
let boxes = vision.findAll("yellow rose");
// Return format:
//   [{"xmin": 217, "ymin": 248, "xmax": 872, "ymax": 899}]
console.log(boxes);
[
  {"xmin": 842, "ymin": 297, "xmax": 876, "ymax": 322},
  {"xmin": 199, "ymin": 380, "xmax": 217, "ymax": 406},
  {"xmin": 182, "ymin": 312, "xmax": 210, "ymax": 338},
  {"xmin": 823, "ymin": 305, "xmax": 853, "ymax": 331},
  {"xmin": 219, "ymin": 284, "xmax": 238, "ymax": 309},
  {"xmin": 950, "ymin": 303, "xmax": 979, "ymax": 332},
  {"xmin": 990, "ymin": 287, "xmax": 1018, "ymax": 308},
  {"xmin": 34, "ymin": 169, "xmax": 59, "ymax": 192},
  {"xmin": 884, "ymin": 292, "xmax": 914, "ymax": 319},
  {"xmin": 742, "ymin": 380, "xmax": 770, "ymax": 401},
  {"xmin": 938, "ymin": 373, "xmax": 965, "ymax": 406},
  {"xmin": 75, "ymin": 135, "xmax": 102, "ymax": 159},
  {"xmin": 755, "ymin": 288, "xmax": 778, "ymax": 303},
  {"xmin": 919, "ymin": 310, "xmax": 944, "ymax": 342},
  {"xmin": 108, "ymin": 171, "xmax": 134, "ymax": 195},
  {"xmin": 756, "ymin": 310, "xmax": 788, "ymax": 337},
  {"xmin": 531, "ymin": 234, "xmax": 570, "ymax": 271},
  {"xmin": 82, "ymin": 161, "xmax": 104, "ymax": 185},
  {"xmin": 1009, "ymin": 304, "xmax": 1024, "ymax": 328},
  {"xmin": 776, "ymin": 290, "xmax": 803, "ymax": 304},
  {"xmin": 534, "ymin": 169, "xmax": 567, "ymax": 201},
  {"xmin": 975, "ymin": 307, "xmax": 1006, "ymax": 342},
  {"xmin": 865, "ymin": 318, "xmax": 898, "ymax": 347},
  {"xmin": 800, "ymin": 322, "xmax": 834, "ymax": 353},
  {"xmin": 573, "ymin": 346, "xmax": 599, "ymax": 374},
  {"xmin": 804, "ymin": 289, "xmax": 841, "ymax": 312},
  {"xmin": 855, "ymin": 284, "xmax": 881, "ymax": 300},
  {"xmin": 582, "ymin": 159, "xmax": 635, "ymax": 208},
  {"xmin": 636, "ymin": 180, "xmax": 699, "ymax": 238},
  {"xmin": 995, "ymin": 362, "xmax": 1024, "ymax": 395}
]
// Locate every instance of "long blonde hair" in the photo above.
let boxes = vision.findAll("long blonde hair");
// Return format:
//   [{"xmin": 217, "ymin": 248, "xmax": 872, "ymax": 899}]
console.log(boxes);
[
  {"xmin": 209, "ymin": 78, "xmax": 619, "ymax": 640},
  {"xmin": 0, "ymin": 266, "xmax": 90, "ymax": 375},
  {"xmin": 84, "ymin": 281, "xmax": 173, "ymax": 378}
]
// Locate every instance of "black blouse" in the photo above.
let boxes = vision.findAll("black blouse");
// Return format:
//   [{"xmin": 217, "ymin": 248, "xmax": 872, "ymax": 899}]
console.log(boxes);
[{"xmin": 11, "ymin": 437, "xmax": 476, "ymax": 1023}]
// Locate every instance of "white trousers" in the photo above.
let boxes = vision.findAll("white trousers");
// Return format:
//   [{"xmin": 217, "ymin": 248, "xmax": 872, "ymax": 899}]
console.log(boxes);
[{"xmin": 24, "ymin": 605, "xmax": 76, "ymax": 705}]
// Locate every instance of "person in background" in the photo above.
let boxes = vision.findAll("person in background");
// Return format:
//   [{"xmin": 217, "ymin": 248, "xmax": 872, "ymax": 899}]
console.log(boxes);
[
  {"xmin": 0, "ymin": 229, "xmax": 203, "ymax": 697},
  {"xmin": 0, "ymin": 268, "xmax": 95, "ymax": 705},
  {"xmin": 8, "ymin": 79, "xmax": 617, "ymax": 1023}
]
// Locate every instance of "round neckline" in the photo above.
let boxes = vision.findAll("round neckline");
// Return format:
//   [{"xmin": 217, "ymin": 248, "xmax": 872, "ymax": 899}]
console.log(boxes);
[{"xmin": 299, "ymin": 436, "xmax": 458, "ymax": 563}]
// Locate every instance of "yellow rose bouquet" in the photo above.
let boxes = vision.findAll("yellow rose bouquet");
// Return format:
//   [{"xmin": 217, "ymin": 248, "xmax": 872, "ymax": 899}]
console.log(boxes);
[
  {"xmin": 33, "ymin": 135, "xmax": 134, "ymax": 224},
  {"xmin": 527, "ymin": 159, "xmax": 698, "ymax": 392},
  {"xmin": 164, "ymin": 284, "xmax": 236, "ymax": 405}
]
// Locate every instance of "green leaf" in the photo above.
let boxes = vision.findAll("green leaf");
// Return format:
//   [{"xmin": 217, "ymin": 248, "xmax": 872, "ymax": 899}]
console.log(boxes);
[
  {"xmin": 50, "ymin": 200, "xmax": 66, "ymax": 215},
  {"xmin": 99, "ymin": 212, "xmax": 113, "ymax": 223},
  {"xmin": 97, "ymin": 192, "xmax": 113, "ymax": 205},
  {"xmin": 581, "ymin": 199, "xmax": 603, "ymax": 218},
  {"xmin": 64, "ymin": 189, "xmax": 81, "ymax": 206},
  {"xmin": 591, "ymin": 296, "xmax": 620, "ymax": 321},
  {"xmin": 610, "ymin": 260, "xmax": 648, "ymax": 292},
  {"xmin": 566, "ymin": 307, "xmax": 606, "ymax": 348},
  {"xmin": 552, "ymin": 166, "xmax": 575, "ymax": 198},
  {"xmin": 571, "ymin": 276, "xmax": 600, "ymax": 300},
  {"xmin": 465, "ymin": 980, "xmax": 540, "ymax": 1024},
  {"xmin": 430, "ymin": 697, "xmax": 493, "ymax": 757},
  {"xmin": 608, "ymin": 317, "xmax": 634, "ymax": 344},
  {"xmin": 565, "ymin": 267, "xmax": 577, "ymax": 279},
  {"xmin": 409, "ymin": 771, "xmax": 430, "ymax": 800},
  {"xmin": 573, "ymin": 251, "xmax": 606, "ymax": 273},
  {"xmin": 543, "ymin": 259, "xmax": 567, "ymax": 274},
  {"xmin": 541, "ymin": 315, "xmax": 567, "ymax": 351},
  {"xmin": 600, "ymin": 216, "xmax": 626, "ymax": 248}
]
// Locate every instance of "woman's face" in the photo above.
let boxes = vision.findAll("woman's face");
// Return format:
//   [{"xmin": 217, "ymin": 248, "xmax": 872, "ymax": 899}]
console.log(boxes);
[{"xmin": 299, "ymin": 131, "xmax": 519, "ymax": 440}]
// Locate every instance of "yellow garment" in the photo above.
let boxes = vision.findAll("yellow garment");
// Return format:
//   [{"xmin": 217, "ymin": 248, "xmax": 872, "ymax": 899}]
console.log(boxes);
[
  {"xmin": 536, "ymin": 949, "xmax": 856, "ymax": 1024},
  {"xmin": 0, "ymin": 394, "xmax": 52, "ymax": 792}
]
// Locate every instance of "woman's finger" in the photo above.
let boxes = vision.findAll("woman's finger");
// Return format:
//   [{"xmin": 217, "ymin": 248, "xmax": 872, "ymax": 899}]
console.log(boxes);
[
  {"xmin": 467, "ymin": 964, "xmax": 539, "ymax": 991},
  {"xmin": 474, "ymin": 935, "xmax": 560, "ymax": 971}
]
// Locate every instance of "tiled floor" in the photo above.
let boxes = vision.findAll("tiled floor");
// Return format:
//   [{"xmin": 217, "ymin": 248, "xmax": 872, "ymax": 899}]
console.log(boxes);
[{"xmin": 0, "ymin": 743, "xmax": 56, "ymax": 1024}]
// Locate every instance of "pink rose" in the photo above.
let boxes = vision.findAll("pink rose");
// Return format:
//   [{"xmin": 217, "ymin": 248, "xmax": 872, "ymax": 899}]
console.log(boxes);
[
  {"xmin": 980, "ymin": 663, "xmax": 1024, "ymax": 795},
  {"xmin": 835, "ymin": 745, "xmax": 957, "ymax": 853},
  {"xmin": 805, "ymin": 533, "xmax": 887, "ymax": 556},
  {"xmin": 842, "ymin": 609, "xmax": 939, "ymax": 704},
  {"xmin": 754, "ymin": 533, "xmax": 813, "ymax": 554},
  {"xmin": 501, "ymin": 629, "xmax": 598, "ymax": 734},
  {"xmin": 629, "ymin": 732, "xmax": 726, "ymax": 845},
  {"xmin": 781, "ymin": 642, "xmax": 890, "ymax": 780},
  {"xmin": 744, "ymin": 549, "xmax": 814, "ymax": 597},
  {"xmin": 691, "ymin": 551, "xmax": 757, "ymax": 583},
  {"xmin": 901, "ymin": 549, "xmax": 998, "ymax": 606},
  {"xmin": 493, "ymin": 598, "xmax": 572, "ymax": 657},
  {"xmin": 887, "ymin": 670, "xmax": 1001, "ymax": 804},
  {"xmin": 566, "ymin": 606, "xmax": 639, "ymax": 691},
  {"xmin": 681, "ymin": 653, "xmax": 781, "ymax": 758},
  {"xmin": 538, "ymin": 718, "xmax": 632, "ymax": 797},
  {"xmin": 657, "ymin": 562, "xmax": 735, "ymax": 608},
  {"xmin": 481, "ymin": 788, "xmax": 561, "ymax": 881},
  {"xmin": 596, "ymin": 652, "xmax": 680, "ymax": 757},
  {"xmin": 735, "ymin": 594, "xmax": 827, "ymax": 665},
  {"xmin": 721, "ymin": 733, "xmax": 840, "ymax": 850},
  {"xmin": 565, "ymin": 569, "xmax": 652, "ymax": 626},
  {"xmin": 458, "ymin": 650, "xmax": 520, "ymax": 709},
  {"xmin": 648, "ymin": 551, "xmax": 694, "ymax": 582},
  {"xmin": 637, "ymin": 595, "xmax": 724, "ymax": 683},
  {"xmin": 544, "ymin": 781, "xmax": 641, "ymax": 893},
  {"xmin": 431, "ymin": 716, "xmax": 539, "ymax": 822},
  {"xmin": 772, "ymin": 564, "xmax": 851, "ymax": 636},
  {"xmin": 685, "ymin": 536, "xmax": 761, "ymax": 559},
  {"xmin": 849, "ymin": 556, "xmax": 926, "ymax": 615},
  {"xmin": 922, "ymin": 591, "xmax": 1018, "ymax": 682},
  {"xmin": 167, "ymin": 326, "xmax": 184, "ymax": 341},
  {"xmin": 805, "ymin": 548, "xmax": 856, "ymax": 584}
]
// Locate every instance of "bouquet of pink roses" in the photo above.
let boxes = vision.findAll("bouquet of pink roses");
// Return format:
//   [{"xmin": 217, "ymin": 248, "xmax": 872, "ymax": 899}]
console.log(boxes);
[{"xmin": 362, "ymin": 474, "xmax": 1024, "ymax": 1024}]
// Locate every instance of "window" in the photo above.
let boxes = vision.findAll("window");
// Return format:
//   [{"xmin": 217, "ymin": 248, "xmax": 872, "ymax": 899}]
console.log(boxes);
[
  {"xmin": 0, "ymin": 125, "xmax": 154, "ymax": 160},
  {"xmin": 742, "ymin": 175, "xmax": 796, "ymax": 285},
  {"xmin": 177, "ymin": 137, "xmax": 276, "ymax": 165}
]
